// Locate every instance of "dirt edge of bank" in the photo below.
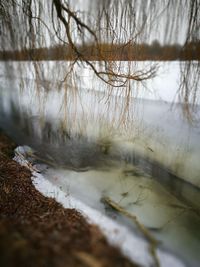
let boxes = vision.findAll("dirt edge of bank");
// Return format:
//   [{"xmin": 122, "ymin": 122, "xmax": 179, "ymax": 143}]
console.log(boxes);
[{"xmin": 0, "ymin": 131, "xmax": 138, "ymax": 267}]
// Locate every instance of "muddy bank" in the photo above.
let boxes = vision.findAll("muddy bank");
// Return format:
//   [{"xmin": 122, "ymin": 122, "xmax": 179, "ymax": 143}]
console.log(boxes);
[{"xmin": 0, "ymin": 131, "xmax": 137, "ymax": 267}]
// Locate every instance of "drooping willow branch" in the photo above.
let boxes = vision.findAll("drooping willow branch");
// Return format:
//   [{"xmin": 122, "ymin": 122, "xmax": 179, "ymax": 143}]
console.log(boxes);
[
  {"xmin": 52, "ymin": 0, "xmax": 156, "ymax": 87},
  {"xmin": 0, "ymin": 0, "xmax": 199, "ymax": 120}
]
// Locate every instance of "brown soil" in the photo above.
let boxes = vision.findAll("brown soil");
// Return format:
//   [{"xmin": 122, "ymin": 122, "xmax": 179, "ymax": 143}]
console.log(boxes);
[{"xmin": 0, "ymin": 131, "xmax": 138, "ymax": 267}]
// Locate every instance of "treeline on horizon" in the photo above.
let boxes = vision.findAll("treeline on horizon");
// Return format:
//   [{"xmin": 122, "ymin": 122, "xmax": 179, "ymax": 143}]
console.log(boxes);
[{"xmin": 0, "ymin": 40, "xmax": 199, "ymax": 61}]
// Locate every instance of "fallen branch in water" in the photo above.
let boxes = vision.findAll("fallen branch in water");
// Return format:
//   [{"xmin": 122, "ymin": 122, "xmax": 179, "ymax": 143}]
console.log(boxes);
[
  {"xmin": 74, "ymin": 252, "xmax": 103, "ymax": 267},
  {"xmin": 102, "ymin": 196, "xmax": 160, "ymax": 267}
]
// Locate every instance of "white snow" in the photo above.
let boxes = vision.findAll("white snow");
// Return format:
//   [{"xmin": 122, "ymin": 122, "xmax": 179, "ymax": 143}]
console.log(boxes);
[
  {"xmin": 13, "ymin": 146, "xmax": 186, "ymax": 267},
  {"xmin": 1, "ymin": 60, "xmax": 200, "ymax": 266}
]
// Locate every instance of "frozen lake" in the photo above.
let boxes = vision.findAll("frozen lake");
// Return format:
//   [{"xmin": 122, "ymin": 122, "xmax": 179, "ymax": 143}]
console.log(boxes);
[
  {"xmin": 0, "ymin": 60, "xmax": 200, "ymax": 266},
  {"xmin": 0, "ymin": 61, "xmax": 200, "ymax": 187}
]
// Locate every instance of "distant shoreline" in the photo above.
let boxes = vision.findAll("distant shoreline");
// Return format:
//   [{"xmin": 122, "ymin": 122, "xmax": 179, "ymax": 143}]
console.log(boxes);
[{"xmin": 1, "ymin": 42, "xmax": 199, "ymax": 61}]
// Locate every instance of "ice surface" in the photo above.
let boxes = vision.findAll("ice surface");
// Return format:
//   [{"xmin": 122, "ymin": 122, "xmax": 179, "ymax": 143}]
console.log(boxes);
[
  {"xmin": 1, "ymin": 61, "xmax": 200, "ymax": 187},
  {"xmin": 14, "ymin": 147, "xmax": 186, "ymax": 267}
]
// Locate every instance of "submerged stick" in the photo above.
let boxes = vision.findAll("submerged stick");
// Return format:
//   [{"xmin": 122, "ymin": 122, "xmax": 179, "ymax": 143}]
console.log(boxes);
[
  {"xmin": 102, "ymin": 196, "xmax": 160, "ymax": 267},
  {"xmin": 74, "ymin": 252, "xmax": 103, "ymax": 267}
]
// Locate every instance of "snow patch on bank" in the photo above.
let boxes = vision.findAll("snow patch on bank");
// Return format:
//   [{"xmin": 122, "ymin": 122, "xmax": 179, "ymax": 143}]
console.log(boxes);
[
  {"xmin": 14, "ymin": 146, "xmax": 186, "ymax": 267},
  {"xmin": 32, "ymin": 171, "xmax": 185, "ymax": 267}
]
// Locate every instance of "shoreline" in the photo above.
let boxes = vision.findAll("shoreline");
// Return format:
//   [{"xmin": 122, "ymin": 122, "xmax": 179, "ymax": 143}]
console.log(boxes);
[{"xmin": 0, "ymin": 131, "xmax": 137, "ymax": 267}]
